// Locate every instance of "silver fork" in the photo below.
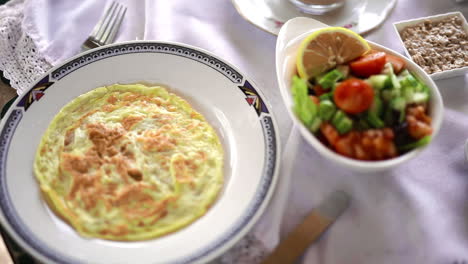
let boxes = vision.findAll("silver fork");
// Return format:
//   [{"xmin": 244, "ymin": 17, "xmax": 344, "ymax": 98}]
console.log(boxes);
[{"xmin": 82, "ymin": 1, "xmax": 127, "ymax": 51}]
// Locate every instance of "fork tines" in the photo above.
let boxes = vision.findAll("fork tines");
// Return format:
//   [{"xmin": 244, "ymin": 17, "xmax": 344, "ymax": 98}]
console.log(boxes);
[{"xmin": 84, "ymin": 1, "xmax": 127, "ymax": 50}]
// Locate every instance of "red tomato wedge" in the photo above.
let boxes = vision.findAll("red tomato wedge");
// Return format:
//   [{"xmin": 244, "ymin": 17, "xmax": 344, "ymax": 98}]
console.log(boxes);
[
  {"xmin": 386, "ymin": 54, "xmax": 406, "ymax": 74},
  {"xmin": 334, "ymin": 79, "xmax": 374, "ymax": 114},
  {"xmin": 350, "ymin": 52, "xmax": 386, "ymax": 77}
]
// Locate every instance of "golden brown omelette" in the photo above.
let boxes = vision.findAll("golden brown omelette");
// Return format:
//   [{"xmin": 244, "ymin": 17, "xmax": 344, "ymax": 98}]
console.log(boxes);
[{"xmin": 34, "ymin": 84, "xmax": 224, "ymax": 241}]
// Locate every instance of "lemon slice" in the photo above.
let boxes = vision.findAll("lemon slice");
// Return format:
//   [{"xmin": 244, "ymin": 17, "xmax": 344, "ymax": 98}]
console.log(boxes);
[{"xmin": 296, "ymin": 27, "xmax": 371, "ymax": 80}]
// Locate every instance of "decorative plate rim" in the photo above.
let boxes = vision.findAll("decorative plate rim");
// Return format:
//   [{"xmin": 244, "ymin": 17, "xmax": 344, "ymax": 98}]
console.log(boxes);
[{"xmin": 0, "ymin": 40, "xmax": 281, "ymax": 264}]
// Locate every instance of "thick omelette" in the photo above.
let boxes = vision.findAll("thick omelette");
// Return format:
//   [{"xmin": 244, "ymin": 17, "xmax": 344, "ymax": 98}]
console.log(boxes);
[{"xmin": 34, "ymin": 84, "xmax": 224, "ymax": 241}]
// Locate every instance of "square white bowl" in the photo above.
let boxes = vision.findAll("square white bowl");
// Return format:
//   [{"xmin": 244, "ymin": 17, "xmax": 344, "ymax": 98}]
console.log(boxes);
[{"xmin": 393, "ymin": 12, "xmax": 468, "ymax": 80}]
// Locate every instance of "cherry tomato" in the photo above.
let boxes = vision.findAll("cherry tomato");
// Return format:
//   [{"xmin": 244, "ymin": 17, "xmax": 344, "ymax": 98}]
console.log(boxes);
[
  {"xmin": 333, "ymin": 79, "xmax": 374, "ymax": 114},
  {"xmin": 350, "ymin": 52, "xmax": 387, "ymax": 77},
  {"xmin": 309, "ymin": 95, "xmax": 320, "ymax": 105},
  {"xmin": 386, "ymin": 54, "xmax": 406, "ymax": 74}
]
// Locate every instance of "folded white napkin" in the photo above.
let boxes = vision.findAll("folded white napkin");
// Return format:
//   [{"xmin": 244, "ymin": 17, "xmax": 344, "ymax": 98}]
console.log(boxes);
[
  {"xmin": 23, "ymin": 0, "xmax": 137, "ymax": 64},
  {"xmin": 254, "ymin": 108, "xmax": 468, "ymax": 263},
  {"xmin": 5, "ymin": 0, "xmax": 468, "ymax": 263}
]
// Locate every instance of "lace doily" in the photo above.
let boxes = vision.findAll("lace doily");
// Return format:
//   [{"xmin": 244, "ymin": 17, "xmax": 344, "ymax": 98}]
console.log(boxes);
[{"xmin": 0, "ymin": 0, "xmax": 51, "ymax": 94}]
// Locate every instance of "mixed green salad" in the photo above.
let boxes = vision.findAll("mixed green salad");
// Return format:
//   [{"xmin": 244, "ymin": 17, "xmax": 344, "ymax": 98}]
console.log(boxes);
[{"xmin": 292, "ymin": 51, "xmax": 433, "ymax": 161}]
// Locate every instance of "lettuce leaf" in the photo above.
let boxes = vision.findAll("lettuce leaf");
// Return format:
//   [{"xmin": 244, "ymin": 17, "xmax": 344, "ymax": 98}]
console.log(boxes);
[{"xmin": 291, "ymin": 76, "xmax": 317, "ymax": 127}]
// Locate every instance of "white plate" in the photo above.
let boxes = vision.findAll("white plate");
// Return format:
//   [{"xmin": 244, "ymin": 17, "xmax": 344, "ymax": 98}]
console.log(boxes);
[
  {"xmin": 231, "ymin": 0, "xmax": 396, "ymax": 35},
  {"xmin": 393, "ymin": 11, "xmax": 468, "ymax": 80},
  {"xmin": 0, "ymin": 41, "xmax": 280, "ymax": 264}
]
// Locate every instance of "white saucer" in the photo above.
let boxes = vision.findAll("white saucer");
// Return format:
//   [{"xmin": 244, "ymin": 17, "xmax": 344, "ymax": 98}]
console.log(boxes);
[{"xmin": 231, "ymin": 0, "xmax": 397, "ymax": 35}]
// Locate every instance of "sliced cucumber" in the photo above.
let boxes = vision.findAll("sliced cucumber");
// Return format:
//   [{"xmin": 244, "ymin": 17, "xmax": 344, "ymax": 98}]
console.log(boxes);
[
  {"xmin": 368, "ymin": 75, "xmax": 391, "ymax": 90},
  {"xmin": 335, "ymin": 118, "xmax": 353, "ymax": 134},
  {"xmin": 390, "ymin": 72, "xmax": 401, "ymax": 90},
  {"xmin": 399, "ymin": 73, "xmax": 430, "ymax": 102},
  {"xmin": 382, "ymin": 62, "xmax": 401, "ymax": 90},
  {"xmin": 400, "ymin": 73, "xmax": 419, "ymax": 89},
  {"xmin": 369, "ymin": 96, "xmax": 383, "ymax": 117},
  {"xmin": 390, "ymin": 97, "xmax": 406, "ymax": 123},
  {"xmin": 331, "ymin": 110, "xmax": 353, "ymax": 134},
  {"xmin": 390, "ymin": 97, "xmax": 406, "ymax": 111},
  {"xmin": 318, "ymin": 69, "xmax": 344, "ymax": 90},
  {"xmin": 402, "ymin": 84, "xmax": 415, "ymax": 103},
  {"xmin": 409, "ymin": 92, "xmax": 430, "ymax": 104},
  {"xmin": 318, "ymin": 100, "xmax": 336, "ymax": 121},
  {"xmin": 381, "ymin": 82, "xmax": 402, "ymax": 102},
  {"xmin": 332, "ymin": 110, "xmax": 346, "ymax": 125}
]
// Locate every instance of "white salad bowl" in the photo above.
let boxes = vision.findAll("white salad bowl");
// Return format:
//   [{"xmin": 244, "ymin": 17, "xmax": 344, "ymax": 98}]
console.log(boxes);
[{"xmin": 276, "ymin": 17, "xmax": 444, "ymax": 173}]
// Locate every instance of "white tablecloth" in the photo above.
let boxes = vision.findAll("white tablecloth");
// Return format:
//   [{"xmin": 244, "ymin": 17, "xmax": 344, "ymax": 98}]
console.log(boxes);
[{"xmin": 1, "ymin": 0, "xmax": 468, "ymax": 263}]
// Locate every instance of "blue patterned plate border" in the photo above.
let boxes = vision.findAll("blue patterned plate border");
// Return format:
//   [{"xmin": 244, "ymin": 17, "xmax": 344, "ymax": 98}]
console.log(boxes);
[{"xmin": 0, "ymin": 41, "xmax": 280, "ymax": 264}]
